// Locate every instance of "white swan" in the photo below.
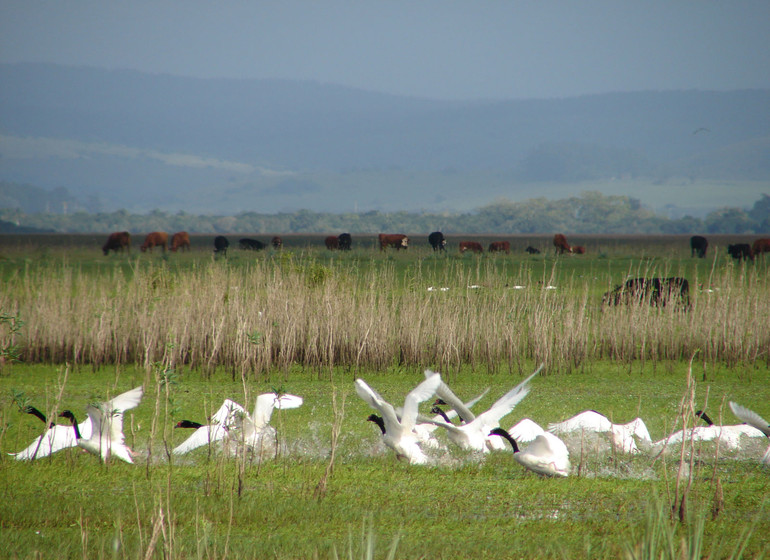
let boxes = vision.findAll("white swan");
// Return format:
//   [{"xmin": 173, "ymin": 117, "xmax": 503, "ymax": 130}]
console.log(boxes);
[
  {"xmin": 489, "ymin": 427, "xmax": 570, "ymax": 477},
  {"xmin": 423, "ymin": 364, "xmax": 543, "ymax": 452},
  {"xmin": 729, "ymin": 401, "xmax": 770, "ymax": 465},
  {"xmin": 172, "ymin": 398, "xmax": 245, "ymax": 455},
  {"xmin": 173, "ymin": 393, "xmax": 303, "ymax": 455},
  {"xmin": 652, "ymin": 409, "xmax": 765, "ymax": 451},
  {"xmin": 548, "ymin": 410, "xmax": 651, "ymax": 454},
  {"xmin": 59, "ymin": 386, "xmax": 143, "ymax": 463},
  {"xmin": 356, "ymin": 372, "xmax": 442, "ymax": 465},
  {"xmin": 10, "ymin": 405, "xmax": 93, "ymax": 461}
]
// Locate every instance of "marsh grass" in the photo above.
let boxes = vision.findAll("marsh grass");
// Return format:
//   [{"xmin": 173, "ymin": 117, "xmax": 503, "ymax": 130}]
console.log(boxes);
[
  {"xmin": 1, "ymin": 363, "xmax": 768, "ymax": 559},
  {"xmin": 1, "ymin": 248, "xmax": 768, "ymax": 377}
]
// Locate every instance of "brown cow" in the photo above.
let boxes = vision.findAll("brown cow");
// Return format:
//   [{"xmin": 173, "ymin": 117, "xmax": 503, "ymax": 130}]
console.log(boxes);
[
  {"xmin": 459, "ymin": 241, "xmax": 484, "ymax": 254},
  {"xmin": 752, "ymin": 238, "xmax": 770, "ymax": 257},
  {"xmin": 271, "ymin": 236, "xmax": 283, "ymax": 249},
  {"xmin": 141, "ymin": 231, "xmax": 168, "ymax": 252},
  {"xmin": 553, "ymin": 233, "xmax": 571, "ymax": 255},
  {"xmin": 102, "ymin": 231, "xmax": 130, "ymax": 255},
  {"xmin": 170, "ymin": 231, "xmax": 191, "ymax": 252},
  {"xmin": 379, "ymin": 233, "xmax": 409, "ymax": 251},
  {"xmin": 488, "ymin": 241, "xmax": 510, "ymax": 254},
  {"xmin": 325, "ymin": 235, "xmax": 339, "ymax": 250},
  {"xmin": 572, "ymin": 245, "xmax": 586, "ymax": 254}
]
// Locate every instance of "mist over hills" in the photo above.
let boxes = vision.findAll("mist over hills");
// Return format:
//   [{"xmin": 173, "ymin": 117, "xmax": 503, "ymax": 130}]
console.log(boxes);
[{"xmin": 1, "ymin": 63, "xmax": 768, "ymax": 216}]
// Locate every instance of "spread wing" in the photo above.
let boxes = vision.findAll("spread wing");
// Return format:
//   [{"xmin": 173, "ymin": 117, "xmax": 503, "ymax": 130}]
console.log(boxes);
[
  {"xmin": 355, "ymin": 378, "xmax": 403, "ymax": 438},
  {"xmin": 401, "ymin": 373, "xmax": 441, "ymax": 431},
  {"xmin": 252, "ymin": 393, "xmax": 303, "ymax": 430},
  {"xmin": 548, "ymin": 410, "xmax": 613, "ymax": 434},
  {"xmin": 428, "ymin": 370, "xmax": 476, "ymax": 423},
  {"xmin": 173, "ymin": 399, "xmax": 245, "ymax": 455},
  {"xmin": 10, "ymin": 423, "xmax": 80, "ymax": 460},
  {"xmin": 729, "ymin": 402, "xmax": 770, "ymax": 437}
]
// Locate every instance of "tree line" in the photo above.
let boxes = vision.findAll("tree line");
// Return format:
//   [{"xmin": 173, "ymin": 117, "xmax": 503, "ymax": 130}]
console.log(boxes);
[{"xmin": 1, "ymin": 191, "xmax": 768, "ymax": 235}]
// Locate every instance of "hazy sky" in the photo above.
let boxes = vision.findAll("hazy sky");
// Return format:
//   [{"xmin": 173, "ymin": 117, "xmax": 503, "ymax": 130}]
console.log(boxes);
[{"xmin": 2, "ymin": 1, "xmax": 769, "ymax": 100}]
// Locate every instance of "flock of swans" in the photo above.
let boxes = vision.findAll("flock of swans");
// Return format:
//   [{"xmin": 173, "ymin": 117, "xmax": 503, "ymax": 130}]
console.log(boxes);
[{"xmin": 9, "ymin": 368, "xmax": 770, "ymax": 477}]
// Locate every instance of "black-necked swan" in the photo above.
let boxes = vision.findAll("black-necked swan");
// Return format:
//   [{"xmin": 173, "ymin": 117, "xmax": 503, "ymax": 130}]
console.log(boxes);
[
  {"xmin": 355, "ymin": 372, "xmax": 442, "ymax": 465},
  {"xmin": 10, "ymin": 405, "xmax": 93, "ymax": 461},
  {"xmin": 652, "ymin": 408, "xmax": 765, "ymax": 451},
  {"xmin": 173, "ymin": 393, "xmax": 303, "ymax": 455},
  {"xmin": 548, "ymin": 410, "xmax": 651, "ymax": 454},
  {"xmin": 507, "ymin": 418, "xmax": 547, "ymax": 444},
  {"xmin": 421, "ymin": 364, "xmax": 543, "ymax": 452},
  {"xmin": 729, "ymin": 401, "xmax": 770, "ymax": 465},
  {"xmin": 59, "ymin": 386, "xmax": 143, "ymax": 463},
  {"xmin": 489, "ymin": 427, "xmax": 571, "ymax": 477}
]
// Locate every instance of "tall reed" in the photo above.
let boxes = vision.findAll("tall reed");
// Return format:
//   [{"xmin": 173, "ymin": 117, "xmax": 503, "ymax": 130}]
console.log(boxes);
[{"xmin": 1, "ymin": 256, "xmax": 768, "ymax": 375}]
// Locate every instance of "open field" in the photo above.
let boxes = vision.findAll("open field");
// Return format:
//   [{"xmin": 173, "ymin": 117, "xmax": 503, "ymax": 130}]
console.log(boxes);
[{"xmin": 0, "ymin": 234, "xmax": 768, "ymax": 558}]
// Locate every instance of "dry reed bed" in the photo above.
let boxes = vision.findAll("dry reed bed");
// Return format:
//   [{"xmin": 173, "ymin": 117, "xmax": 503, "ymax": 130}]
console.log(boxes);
[{"xmin": 1, "ymin": 259, "xmax": 769, "ymax": 374}]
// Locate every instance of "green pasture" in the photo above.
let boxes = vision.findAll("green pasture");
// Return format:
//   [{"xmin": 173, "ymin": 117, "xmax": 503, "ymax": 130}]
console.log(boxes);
[{"xmin": 0, "ymin": 235, "xmax": 768, "ymax": 558}]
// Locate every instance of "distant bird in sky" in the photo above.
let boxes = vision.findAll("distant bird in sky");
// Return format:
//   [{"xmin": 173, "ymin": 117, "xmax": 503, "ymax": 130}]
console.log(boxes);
[{"xmin": 692, "ymin": 127, "xmax": 711, "ymax": 134}]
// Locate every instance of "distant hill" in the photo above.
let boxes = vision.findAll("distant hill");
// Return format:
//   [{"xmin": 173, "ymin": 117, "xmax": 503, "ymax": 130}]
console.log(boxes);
[{"xmin": 1, "ymin": 63, "xmax": 769, "ymax": 215}]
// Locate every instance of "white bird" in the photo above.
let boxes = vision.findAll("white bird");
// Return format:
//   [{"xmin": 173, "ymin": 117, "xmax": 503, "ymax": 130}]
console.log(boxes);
[
  {"xmin": 729, "ymin": 401, "xmax": 770, "ymax": 465},
  {"xmin": 10, "ymin": 405, "xmax": 93, "ymax": 461},
  {"xmin": 412, "ymin": 387, "xmax": 490, "ymax": 450},
  {"xmin": 59, "ymin": 386, "xmax": 143, "ymax": 464},
  {"xmin": 172, "ymin": 398, "xmax": 245, "ymax": 455},
  {"xmin": 423, "ymin": 364, "xmax": 543, "ymax": 452},
  {"xmin": 548, "ymin": 410, "xmax": 651, "ymax": 454},
  {"xmin": 356, "ymin": 372, "xmax": 442, "ymax": 465},
  {"xmin": 173, "ymin": 393, "xmax": 303, "ymax": 455},
  {"xmin": 489, "ymin": 427, "xmax": 570, "ymax": 477},
  {"xmin": 507, "ymin": 418, "xmax": 547, "ymax": 444},
  {"xmin": 652, "ymin": 409, "xmax": 765, "ymax": 451}
]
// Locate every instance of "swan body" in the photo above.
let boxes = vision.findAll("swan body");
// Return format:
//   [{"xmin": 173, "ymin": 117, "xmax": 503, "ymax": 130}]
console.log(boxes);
[
  {"xmin": 729, "ymin": 401, "xmax": 770, "ymax": 465},
  {"xmin": 232, "ymin": 393, "xmax": 304, "ymax": 450},
  {"xmin": 489, "ymin": 427, "xmax": 570, "ymax": 477},
  {"xmin": 10, "ymin": 406, "xmax": 93, "ymax": 461},
  {"xmin": 59, "ymin": 386, "xmax": 143, "ymax": 463},
  {"xmin": 652, "ymin": 409, "xmax": 765, "ymax": 451},
  {"xmin": 356, "ymin": 373, "xmax": 442, "ymax": 465},
  {"xmin": 423, "ymin": 364, "xmax": 543, "ymax": 453},
  {"xmin": 548, "ymin": 410, "xmax": 651, "ymax": 454}
]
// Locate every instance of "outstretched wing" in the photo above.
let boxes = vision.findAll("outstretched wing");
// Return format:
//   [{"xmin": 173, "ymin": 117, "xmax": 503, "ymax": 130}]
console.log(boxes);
[
  {"xmin": 729, "ymin": 402, "xmax": 770, "ymax": 437},
  {"xmin": 253, "ymin": 393, "xmax": 303, "ymax": 429},
  {"xmin": 401, "ymin": 373, "xmax": 441, "ymax": 431},
  {"xmin": 548, "ymin": 410, "xmax": 613, "ymax": 434},
  {"xmin": 355, "ymin": 378, "xmax": 402, "ymax": 437},
  {"xmin": 428, "ymin": 369, "xmax": 476, "ymax": 423},
  {"xmin": 10, "ymin": 424, "xmax": 78, "ymax": 460}
]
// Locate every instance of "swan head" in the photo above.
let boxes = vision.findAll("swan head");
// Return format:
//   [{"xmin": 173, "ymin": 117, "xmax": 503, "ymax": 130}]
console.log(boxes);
[
  {"xmin": 367, "ymin": 414, "xmax": 386, "ymax": 435},
  {"xmin": 695, "ymin": 410, "xmax": 714, "ymax": 426},
  {"xmin": 175, "ymin": 420, "xmax": 203, "ymax": 429},
  {"xmin": 58, "ymin": 410, "xmax": 76, "ymax": 422}
]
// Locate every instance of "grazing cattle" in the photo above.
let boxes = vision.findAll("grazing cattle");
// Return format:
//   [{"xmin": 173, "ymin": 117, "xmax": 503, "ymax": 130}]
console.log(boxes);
[
  {"xmin": 239, "ymin": 238, "xmax": 266, "ymax": 251},
  {"xmin": 214, "ymin": 236, "xmax": 229, "ymax": 256},
  {"xmin": 553, "ymin": 233, "xmax": 572, "ymax": 255},
  {"xmin": 102, "ymin": 231, "xmax": 130, "ymax": 256},
  {"xmin": 525, "ymin": 246, "xmax": 541, "ymax": 255},
  {"xmin": 727, "ymin": 244, "xmax": 753, "ymax": 261},
  {"xmin": 170, "ymin": 231, "xmax": 191, "ymax": 252},
  {"xmin": 428, "ymin": 231, "xmax": 446, "ymax": 251},
  {"xmin": 572, "ymin": 245, "xmax": 586, "ymax": 255},
  {"xmin": 459, "ymin": 241, "xmax": 484, "ymax": 254},
  {"xmin": 325, "ymin": 236, "xmax": 339, "ymax": 250},
  {"xmin": 141, "ymin": 231, "xmax": 168, "ymax": 253},
  {"xmin": 752, "ymin": 238, "xmax": 770, "ymax": 258},
  {"xmin": 378, "ymin": 233, "xmax": 409, "ymax": 251},
  {"xmin": 690, "ymin": 235, "xmax": 708, "ymax": 258},
  {"xmin": 488, "ymin": 241, "xmax": 510, "ymax": 254},
  {"xmin": 603, "ymin": 277, "xmax": 690, "ymax": 308},
  {"xmin": 271, "ymin": 236, "xmax": 283, "ymax": 250},
  {"xmin": 338, "ymin": 233, "xmax": 352, "ymax": 251}
]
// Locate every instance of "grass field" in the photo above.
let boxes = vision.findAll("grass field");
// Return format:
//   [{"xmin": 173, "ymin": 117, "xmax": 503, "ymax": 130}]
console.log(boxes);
[{"xmin": 0, "ymin": 234, "xmax": 768, "ymax": 559}]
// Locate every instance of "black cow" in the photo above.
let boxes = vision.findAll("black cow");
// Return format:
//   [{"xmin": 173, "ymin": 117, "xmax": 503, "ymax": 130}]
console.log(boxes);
[
  {"xmin": 525, "ymin": 246, "xmax": 541, "ymax": 255},
  {"xmin": 603, "ymin": 277, "xmax": 690, "ymax": 308},
  {"xmin": 428, "ymin": 231, "xmax": 446, "ymax": 251},
  {"xmin": 690, "ymin": 235, "xmax": 708, "ymax": 258},
  {"xmin": 727, "ymin": 244, "xmax": 753, "ymax": 261},
  {"xmin": 239, "ymin": 238, "xmax": 266, "ymax": 251},
  {"xmin": 213, "ymin": 235, "xmax": 229, "ymax": 256},
  {"xmin": 338, "ymin": 233, "xmax": 352, "ymax": 251}
]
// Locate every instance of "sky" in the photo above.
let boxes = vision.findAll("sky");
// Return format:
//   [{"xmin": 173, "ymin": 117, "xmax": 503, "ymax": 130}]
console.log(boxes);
[{"xmin": 2, "ymin": 1, "xmax": 769, "ymax": 100}]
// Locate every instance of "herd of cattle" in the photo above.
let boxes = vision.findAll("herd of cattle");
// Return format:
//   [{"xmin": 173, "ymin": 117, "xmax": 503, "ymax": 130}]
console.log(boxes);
[{"xmin": 102, "ymin": 231, "xmax": 770, "ymax": 262}]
